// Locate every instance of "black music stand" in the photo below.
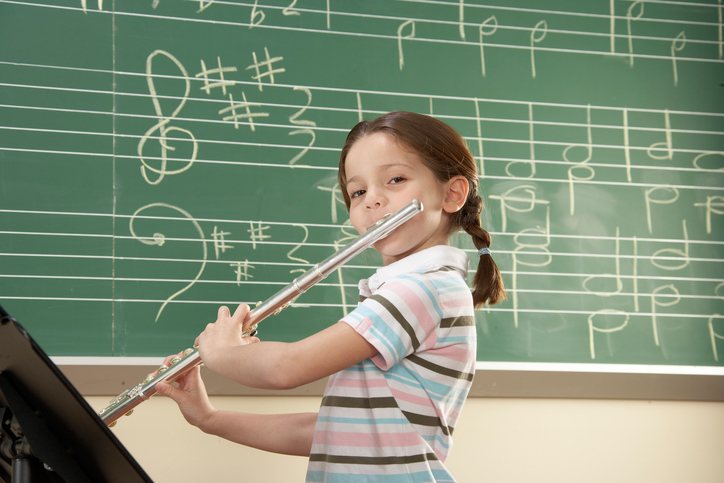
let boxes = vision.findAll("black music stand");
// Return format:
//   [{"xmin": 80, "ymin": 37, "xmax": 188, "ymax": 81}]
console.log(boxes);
[{"xmin": 0, "ymin": 304, "xmax": 153, "ymax": 483}]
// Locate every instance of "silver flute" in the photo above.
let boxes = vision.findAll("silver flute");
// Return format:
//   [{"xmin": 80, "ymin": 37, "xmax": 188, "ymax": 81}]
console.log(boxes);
[{"xmin": 99, "ymin": 199, "xmax": 423, "ymax": 426}]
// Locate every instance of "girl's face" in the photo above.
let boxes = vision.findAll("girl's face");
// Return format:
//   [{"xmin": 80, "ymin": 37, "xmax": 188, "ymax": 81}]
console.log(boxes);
[{"xmin": 344, "ymin": 132, "xmax": 466, "ymax": 266}]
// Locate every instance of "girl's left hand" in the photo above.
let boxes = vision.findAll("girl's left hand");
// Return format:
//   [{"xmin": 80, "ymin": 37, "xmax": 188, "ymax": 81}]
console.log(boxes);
[{"xmin": 195, "ymin": 304, "xmax": 259, "ymax": 371}]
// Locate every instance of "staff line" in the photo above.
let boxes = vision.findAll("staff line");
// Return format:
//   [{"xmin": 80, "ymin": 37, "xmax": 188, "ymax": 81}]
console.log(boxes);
[
  {"xmin": 2, "ymin": 145, "xmax": 721, "ymax": 188},
  {"xmin": 399, "ymin": 0, "xmax": 721, "ymax": 24},
  {"xmin": 1, "ymin": 138, "xmax": 720, "ymax": 181},
  {"xmin": 2, "ymin": 215, "xmax": 723, "ymax": 246},
  {"xmin": 0, "ymin": 295, "xmax": 716, "ymax": 319},
  {"xmin": 10, "ymin": 0, "xmax": 720, "ymax": 41},
  {"xmin": 0, "ymin": 274, "xmax": 718, "ymax": 301},
  {"xmin": 2, "ymin": 244, "xmax": 721, "ymax": 264},
  {"xmin": 2, "ymin": 262, "xmax": 721, "ymax": 285},
  {"xmin": 3, "ymin": 78, "xmax": 724, "ymax": 119},
  {"xmin": 3, "ymin": 122, "xmax": 722, "ymax": 161},
  {"xmin": 3, "ymin": 100, "xmax": 723, "ymax": 138}
]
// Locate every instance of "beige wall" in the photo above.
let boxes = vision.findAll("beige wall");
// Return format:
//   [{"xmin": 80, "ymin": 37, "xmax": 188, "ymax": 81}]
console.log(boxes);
[{"xmin": 87, "ymin": 395, "xmax": 724, "ymax": 483}]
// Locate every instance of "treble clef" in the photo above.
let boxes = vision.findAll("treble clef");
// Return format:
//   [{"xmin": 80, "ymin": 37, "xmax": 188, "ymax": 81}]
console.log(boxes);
[{"xmin": 137, "ymin": 50, "xmax": 198, "ymax": 185}]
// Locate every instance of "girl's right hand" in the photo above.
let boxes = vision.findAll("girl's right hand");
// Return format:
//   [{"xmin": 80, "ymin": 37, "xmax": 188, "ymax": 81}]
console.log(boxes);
[{"xmin": 150, "ymin": 352, "xmax": 217, "ymax": 430}]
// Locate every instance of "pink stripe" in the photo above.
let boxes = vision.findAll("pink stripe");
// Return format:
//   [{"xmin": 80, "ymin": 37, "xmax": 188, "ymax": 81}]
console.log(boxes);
[
  {"xmin": 385, "ymin": 280, "xmax": 437, "ymax": 339},
  {"xmin": 314, "ymin": 430, "xmax": 424, "ymax": 448},
  {"xmin": 439, "ymin": 297, "xmax": 472, "ymax": 309},
  {"xmin": 391, "ymin": 387, "xmax": 435, "ymax": 408},
  {"xmin": 425, "ymin": 345, "xmax": 475, "ymax": 364}
]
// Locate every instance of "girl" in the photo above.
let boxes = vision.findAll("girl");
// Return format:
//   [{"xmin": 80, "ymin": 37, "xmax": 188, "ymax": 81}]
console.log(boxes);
[{"xmin": 155, "ymin": 111, "xmax": 506, "ymax": 482}]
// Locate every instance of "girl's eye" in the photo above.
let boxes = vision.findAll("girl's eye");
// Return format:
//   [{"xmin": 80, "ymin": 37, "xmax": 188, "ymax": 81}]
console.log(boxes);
[
  {"xmin": 389, "ymin": 176, "xmax": 405, "ymax": 184},
  {"xmin": 350, "ymin": 189, "xmax": 365, "ymax": 199}
]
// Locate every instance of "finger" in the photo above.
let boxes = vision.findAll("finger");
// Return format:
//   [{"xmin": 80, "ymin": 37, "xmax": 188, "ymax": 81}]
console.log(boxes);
[
  {"xmin": 218, "ymin": 305, "xmax": 230, "ymax": 318},
  {"xmin": 240, "ymin": 336, "xmax": 260, "ymax": 345},
  {"xmin": 232, "ymin": 303, "xmax": 250, "ymax": 320},
  {"xmin": 148, "ymin": 351, "xmax": 184, "ymax": 378},
  {"xmin": 155, "ymin": 381, "xmax": 181, "ymax": 401},
  {"xmin": 162, "ymin": 351, "xmax": 184, "ymax": 366}
]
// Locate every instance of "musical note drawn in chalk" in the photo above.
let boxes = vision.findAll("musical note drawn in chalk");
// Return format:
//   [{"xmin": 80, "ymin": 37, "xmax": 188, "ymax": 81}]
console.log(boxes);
[
  {"xmin": 650, "ymin": 284, "xmax": 680, "ymax": 347},
  {"xmin": 129, "ymin": 203, "xmax": 208, "ymax": 322},
  {"xmin": 398, "ymin": 19, "xmax": 415, "ymax": 70},
  {"xmin": 626, "ymin": 2, "xmax": 644, "ymax": 66},
  {"xmin": 317, "ymin": 182, "xmax": 344, "ymax": 223},
  {"xmin": 719, "ymin": 0, "xmax": 723, "ymax": 59},
  {"xmin": 671, "ymin": 31, "xmax": 686, "ymax": 86},
  {"xmin": 479, "ymin": 16, "xmax": 498, "ymax": 77},
  {"xmin": 694, "ymin": 196, "xmax": 724, "ymax": 234},
  {"xmin": 137, "ymin": 50, "xmax": 198, "ymax": 185},
  {"xmin": 530, "ymin": 20, "xmax": 547, "ymax": 78},
  {"xmin": 708, "ymin": 314, "xmax": 724, "ymax": 361},
  {"xmin": 644, "ymin": 186, "xmax": 678, "ymax": 234},
  {"xmin": 564, "ymin": 104, "xmax": 594, "ymax": 215},
  {"xmin": 81, "ymin": 0, "xmax": 102, "ymax": 13},
  {"xmin": 193, "ymin": 1, "xmax": 214, "ymax": 13},
  {"xmin": 588, "ymin": 309, "xmax": 629, "ymax": 359}
]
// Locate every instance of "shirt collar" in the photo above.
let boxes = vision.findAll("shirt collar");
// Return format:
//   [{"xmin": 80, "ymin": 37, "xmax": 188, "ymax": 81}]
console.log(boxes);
[{"xmin": 367, "ymin": 245, "xmax": 470, "ymax": 292}]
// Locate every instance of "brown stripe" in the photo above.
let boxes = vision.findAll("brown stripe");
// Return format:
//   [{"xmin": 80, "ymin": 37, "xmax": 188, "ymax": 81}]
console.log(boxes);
[
  {"xmin": 401, "ymin": 410, "xmax": 453, "ymax": 436},
  {"xmin": 309, "ymin": 452, "xmax": 439, "ymax": 466},
  {"xmin": 407, "ymin": 354, "xmax": 475, "ymax": 382},
  {"xmin": 321, "ymin": 396, "xmax": 399, "ymax": 410},
  {"xmin": 424, "ymin": 265, "xmax": 457, "ymax": 275},
  {"xmin": 440, "ymin": 315, "xmax": 475, "ymax": 328},
  {"xmin": 368, "ymin": 294, "xmax": 420, "ymax": 351}
]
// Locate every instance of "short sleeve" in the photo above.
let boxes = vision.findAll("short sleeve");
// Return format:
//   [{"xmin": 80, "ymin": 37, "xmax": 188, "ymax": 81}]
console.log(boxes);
[{"xmin": 340, "ymin": 273, "xmax": 442, "ymax": 371}]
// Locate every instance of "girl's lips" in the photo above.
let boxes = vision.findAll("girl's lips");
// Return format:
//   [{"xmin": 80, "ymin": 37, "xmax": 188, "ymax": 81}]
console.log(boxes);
[{"xmin": 366, "ymin": 213, "xmax": 393, "ymax": 232}]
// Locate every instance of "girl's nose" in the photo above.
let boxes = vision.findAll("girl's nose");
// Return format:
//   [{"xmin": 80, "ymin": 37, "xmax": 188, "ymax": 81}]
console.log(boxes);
[{"xmin": 365, "ymin": 187, "xmax": 386, "ymax": 209}]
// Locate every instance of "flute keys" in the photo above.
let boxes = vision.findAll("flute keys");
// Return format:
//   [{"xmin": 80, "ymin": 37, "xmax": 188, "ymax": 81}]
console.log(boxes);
[
  {"xmin": 183, "ymin": 348, "xmax": 194, "ymax": 356},
  {"xmin": 273, "ymin": 302, "xmax": 292, "ymax": 316},
  {"xmin": 157, "ymin": 364, "xmax": 169, "ymax": 374},
  {"xmin": 170, "ymin": 356, "xmax": 182, "ymax": 365}
]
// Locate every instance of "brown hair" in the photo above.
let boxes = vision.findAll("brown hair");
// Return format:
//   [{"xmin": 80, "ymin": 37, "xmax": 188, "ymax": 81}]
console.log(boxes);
[{"xmin": 339, "ymin": 111, "xmax": 506, "ymax": 308}]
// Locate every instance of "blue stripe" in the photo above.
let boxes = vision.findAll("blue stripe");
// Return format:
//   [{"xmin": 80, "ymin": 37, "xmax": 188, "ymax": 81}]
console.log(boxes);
[
  {"xmin": 436, "ymin": 336, "xmax": 475, "ymax": 344},
  {"xmin": 354, "ymin": 304, "xmax": 406, "ymax": 362},
  {"xmin": 316, "ymin": 416, "xmax": 411, "ymax": 425},
  {"xmin": 400, "ymin": 274, "xmax": 444, "ymax": 319}
]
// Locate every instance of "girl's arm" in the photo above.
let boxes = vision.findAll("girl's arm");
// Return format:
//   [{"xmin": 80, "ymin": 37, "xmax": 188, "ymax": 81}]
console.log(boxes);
[
  {"xmin": 196, "ymin": 304, "xmax": 378, "ymax": 390},
  {"xmin": 155, "ymin": 364, "xmax": 318, "ymax": 456}
]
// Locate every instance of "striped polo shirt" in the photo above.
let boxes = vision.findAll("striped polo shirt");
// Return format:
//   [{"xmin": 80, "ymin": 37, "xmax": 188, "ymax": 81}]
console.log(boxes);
[{"xmin": 306, "ymin": 245, "xmax": 476, "ymax": 483}]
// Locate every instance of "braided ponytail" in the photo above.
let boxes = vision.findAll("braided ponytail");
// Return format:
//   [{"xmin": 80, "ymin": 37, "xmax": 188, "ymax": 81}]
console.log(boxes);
[
  {"xmin": 453, "ymin": 192, "xmax": 507, "ymax": 308},
  {"xmin": 339, "ymin": 111, "xmax": 507, "ymax": 309}
]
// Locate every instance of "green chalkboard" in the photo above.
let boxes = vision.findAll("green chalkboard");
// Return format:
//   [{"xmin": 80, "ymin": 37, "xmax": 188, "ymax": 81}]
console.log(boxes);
[{"xmin": 1, "ymin": 0, "xmax": 722, "ymax": 368}]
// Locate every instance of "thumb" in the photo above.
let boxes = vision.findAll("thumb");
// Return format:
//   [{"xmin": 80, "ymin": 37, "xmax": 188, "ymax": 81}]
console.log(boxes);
[{"xmin": 155, "ymin": 381, "xmax": 183, "ymax": 402}]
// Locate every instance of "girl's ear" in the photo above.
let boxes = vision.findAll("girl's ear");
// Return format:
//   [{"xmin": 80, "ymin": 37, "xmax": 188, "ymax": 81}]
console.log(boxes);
[{"xmin": 443, "ymin": 176, "xmax": 469, "ymax": 213}]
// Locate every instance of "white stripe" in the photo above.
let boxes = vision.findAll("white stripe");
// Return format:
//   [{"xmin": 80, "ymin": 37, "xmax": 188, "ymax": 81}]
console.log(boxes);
[
  {"xmin": 5, "ymin": 1, "xmax": 719, "ymax": 65},
  {"xmin": 51, "ymin": 356, "xmax": 162, "ymax": 366},
  {"xmin": 0, "ymin": 295, "xmax": 718, "ymax": 319},
  {"xmin": 48, "ymin": 358, "xmax": 724, "ymax": 376},
  {"xmin": 474, "ymin": 361, "xmax": 724, "ymax": 376}
]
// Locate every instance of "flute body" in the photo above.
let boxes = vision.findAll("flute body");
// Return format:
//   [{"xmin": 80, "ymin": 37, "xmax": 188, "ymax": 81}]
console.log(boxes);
[{"xmin": 99, "ymin": 200, "xmax": 423, "ymax": 426}]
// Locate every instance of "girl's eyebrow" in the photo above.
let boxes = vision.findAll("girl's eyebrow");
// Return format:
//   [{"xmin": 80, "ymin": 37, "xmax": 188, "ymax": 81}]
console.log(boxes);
[{"xmin": 346, "ymin": 162, "xmax": 415, "ymax": 184}]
